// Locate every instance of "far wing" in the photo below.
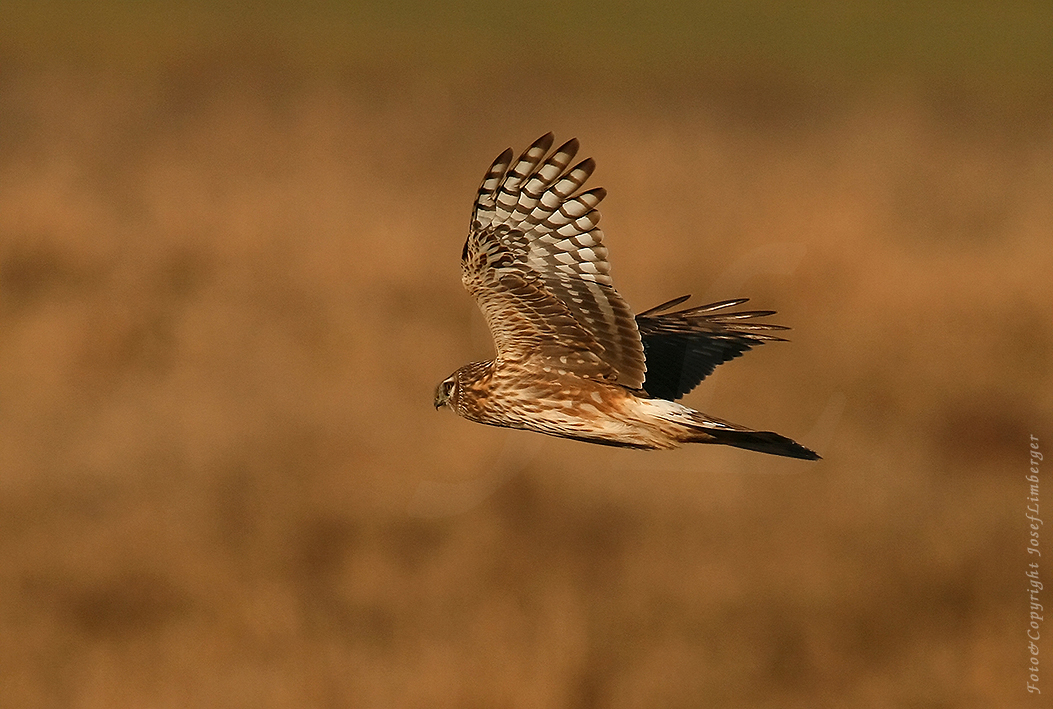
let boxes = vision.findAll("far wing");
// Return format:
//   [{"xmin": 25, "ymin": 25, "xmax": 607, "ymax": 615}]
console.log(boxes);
[{"xmin": 636, "ymin": 296, "xmax": 789, "ymax": 400}]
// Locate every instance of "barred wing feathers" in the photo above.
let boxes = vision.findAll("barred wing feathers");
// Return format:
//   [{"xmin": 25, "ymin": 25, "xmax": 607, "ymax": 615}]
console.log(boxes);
[{"xmin": 461, "ymin": 133, "xmax": 647, "ymax": 388}]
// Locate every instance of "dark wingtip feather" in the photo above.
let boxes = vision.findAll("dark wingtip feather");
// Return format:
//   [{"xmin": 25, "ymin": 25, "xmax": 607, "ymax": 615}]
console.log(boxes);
[
  {"xmin": 637, "ymin": 295, "xmax": 693, "ymax": 317},
  {"xmin": 574, "ymin": 157, "xmax": 596, "ymax": 176},
  {"xmin": 528, "ymin": 133, "xmax": 555, "ymax": 153},
  {"xmin": 556, "ymin": 136, "xmax": 580, "ymax": 156},
  {"xmin": 680, "ymin": 298, "xmax": 751, "ymax": 313}
]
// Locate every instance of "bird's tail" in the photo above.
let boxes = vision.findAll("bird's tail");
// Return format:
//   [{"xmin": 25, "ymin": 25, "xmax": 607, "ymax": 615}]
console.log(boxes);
[{"xmin": 681, "ymin": 412, "xmax": 821, "ymax": 460}]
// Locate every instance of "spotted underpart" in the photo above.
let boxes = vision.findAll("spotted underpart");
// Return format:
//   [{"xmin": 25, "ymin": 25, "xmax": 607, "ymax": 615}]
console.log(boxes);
[{"xmin": 438, "ymin": 134, "xmax": 821, "ymax": 460}]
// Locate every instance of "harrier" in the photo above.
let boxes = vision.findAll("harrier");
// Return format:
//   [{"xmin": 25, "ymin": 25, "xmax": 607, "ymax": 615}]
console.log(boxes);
[{"xmin": 435, "ymin": 134, "xmax": 819, "ymax": 460}]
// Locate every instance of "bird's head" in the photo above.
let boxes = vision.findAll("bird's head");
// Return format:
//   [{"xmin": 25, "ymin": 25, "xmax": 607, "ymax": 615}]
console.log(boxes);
[{"xmin": 434, "ymin": 373, "xmax": 458, "ymax": 410}]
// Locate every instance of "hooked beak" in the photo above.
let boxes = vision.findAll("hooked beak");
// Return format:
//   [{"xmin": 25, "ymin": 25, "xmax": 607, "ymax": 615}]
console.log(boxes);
[{"xmin": 434, "ymin": 382, "xmax": 450, "ymax": 410}]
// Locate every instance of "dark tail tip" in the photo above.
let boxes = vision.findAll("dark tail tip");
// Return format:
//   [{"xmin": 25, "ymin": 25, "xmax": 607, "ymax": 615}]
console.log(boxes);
[{"xmin": 707, "ymin": 429, "xmax": 821, "ymax": 460}]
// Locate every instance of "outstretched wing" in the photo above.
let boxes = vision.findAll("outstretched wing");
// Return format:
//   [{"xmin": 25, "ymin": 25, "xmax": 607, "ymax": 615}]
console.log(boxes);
[
  {"xmin": 636, "ymin": 296, "xmax": 789, "ymax": 401},
  {"xmin": 461, "ymin": 133, "xmax": 646, "ymax": 388}
]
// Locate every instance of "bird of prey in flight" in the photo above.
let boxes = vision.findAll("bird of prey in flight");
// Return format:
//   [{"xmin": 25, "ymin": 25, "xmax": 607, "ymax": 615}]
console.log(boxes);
[{"xmin": 434, "ymin": 134, "xmax": 819, "ymax": 460}]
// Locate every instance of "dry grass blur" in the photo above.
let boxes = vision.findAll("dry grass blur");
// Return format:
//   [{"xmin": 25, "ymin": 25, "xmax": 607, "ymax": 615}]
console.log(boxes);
[{"xmin": 1, "ymin": 2, "xmax": 1052, "ymax": 707}]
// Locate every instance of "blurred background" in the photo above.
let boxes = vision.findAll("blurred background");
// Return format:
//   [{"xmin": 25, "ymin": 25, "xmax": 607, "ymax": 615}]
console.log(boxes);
[{"xmin": 2, "ymin": 2, "xmax": 1051, "ymax": 707}]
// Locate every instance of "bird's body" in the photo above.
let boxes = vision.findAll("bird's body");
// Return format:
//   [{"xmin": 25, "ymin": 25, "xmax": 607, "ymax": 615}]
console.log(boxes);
[
  {"xmin": 450, "ymin": 357, "xmax": 677, "ymax": 449},
  {"xmin": 444, "ymin": 355, "xmax": 748, "ymax": 450},
  {"xmin": 435, "ymin": 134, "xmax": 819, "ymax": 460}
]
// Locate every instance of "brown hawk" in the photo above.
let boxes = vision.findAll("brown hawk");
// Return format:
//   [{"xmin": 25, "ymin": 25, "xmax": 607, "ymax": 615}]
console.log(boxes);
[{"xmin": 434, "ymin": 134, "xmax": 820, "ymax": 460}]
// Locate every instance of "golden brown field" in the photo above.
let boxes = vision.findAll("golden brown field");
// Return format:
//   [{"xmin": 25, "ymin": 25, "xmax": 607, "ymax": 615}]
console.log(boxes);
[{"xmin": 1, "ymin": 3, "xmax": 1051, "ymax": 707}]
